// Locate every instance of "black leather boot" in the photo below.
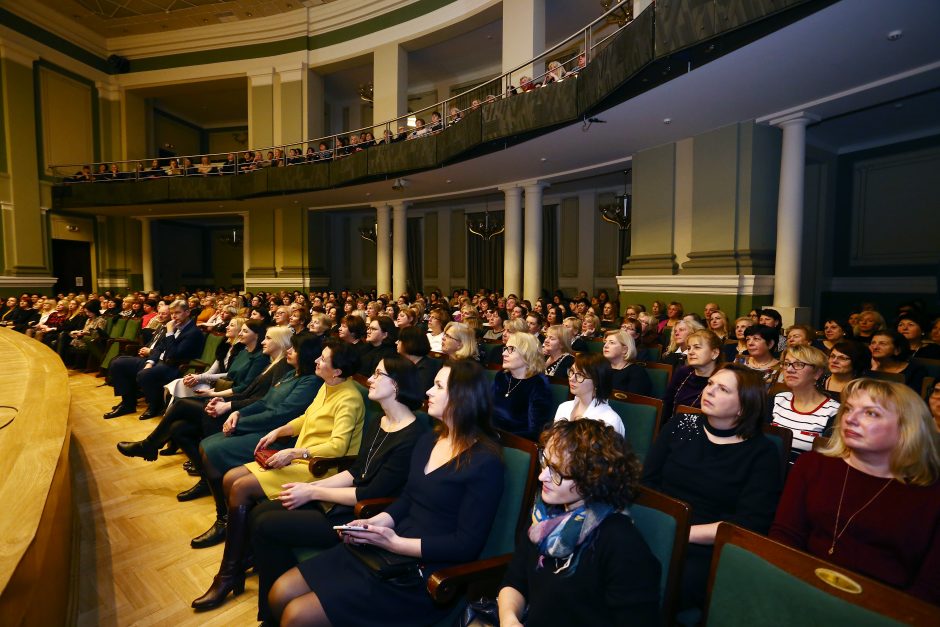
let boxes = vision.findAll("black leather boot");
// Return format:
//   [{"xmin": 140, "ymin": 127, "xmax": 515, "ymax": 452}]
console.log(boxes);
[
  {"xmin": 192, "ymin": 504, "xmax": 251, "ymax": 610},
  {"xmin": 190, "ymin": 475, "xmax": 227, "ymax": 548}
]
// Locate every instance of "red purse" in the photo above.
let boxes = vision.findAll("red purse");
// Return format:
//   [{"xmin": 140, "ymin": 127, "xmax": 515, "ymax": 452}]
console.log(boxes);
[{"xmin": 254, "ymin": 448, "xmax": 278, "ymax": 468}]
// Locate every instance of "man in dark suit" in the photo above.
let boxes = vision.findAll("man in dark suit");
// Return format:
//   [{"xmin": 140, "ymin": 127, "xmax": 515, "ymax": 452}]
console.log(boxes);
[{"xmin": 105, "ymin": 299, "xmax": 205, "ymax": 420}]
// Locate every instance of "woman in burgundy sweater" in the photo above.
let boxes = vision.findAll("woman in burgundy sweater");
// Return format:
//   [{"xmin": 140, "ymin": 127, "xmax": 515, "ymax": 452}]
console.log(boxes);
[{"xmin": 770, "ymin": 378, "xmax": 940, "ymax": 605}]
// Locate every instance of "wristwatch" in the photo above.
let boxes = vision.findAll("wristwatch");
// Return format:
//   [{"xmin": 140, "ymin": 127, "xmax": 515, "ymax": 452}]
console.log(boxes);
[{"xmin": 301, "ymin": 449, "xmax": 309, "ymax": 460}]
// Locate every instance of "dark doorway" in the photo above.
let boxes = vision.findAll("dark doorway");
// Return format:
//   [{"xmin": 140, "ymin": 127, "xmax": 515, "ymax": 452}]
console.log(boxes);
[{"xmin": 52, "ymin": 239, "xmax": 92, "ymax": 294}]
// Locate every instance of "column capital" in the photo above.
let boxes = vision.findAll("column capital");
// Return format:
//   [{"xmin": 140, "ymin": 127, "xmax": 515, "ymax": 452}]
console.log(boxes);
[
  {"xmin": 522, "ymin": 180, "xmax": 549, "ymax": 192},
  {"xmin": 96, "ymin": 80, "xmax": 121, "ymax": 101},
  {"xmin": 0, "ymin": 40, "xmax": 39, "ymax": 67},
  {"xmin": 247, "ymin": 68, "xmax": 275, "ymax": 87},
  {"xmin": 276, "ymin": 63, "xmax": 306, "ymax": 83},
  {"xmin": 372, "ymin": 203, "xmax": 391, "ymax": 211},
  {"xmin": 767, "ymin": 112, "xmax": 820, "ymax": 128},
  {"xmin": 389, "ymin": 200, "xmax": 411, "ymax": 211}
]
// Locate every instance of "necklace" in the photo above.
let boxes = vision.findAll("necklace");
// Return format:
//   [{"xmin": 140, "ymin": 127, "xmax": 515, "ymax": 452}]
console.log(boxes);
[
  {"xmin": 673, "ymin": 370, "xmax": 704, "ymax": 408},
  {"xmin": 361, "ymin": 423, "xmax": 392, "ymax": 478},
  {"xmin": 505, "ymin": 374, "xmax": 524, "ymax": 397},
  {"xmin": 829, "ymin": 464, "xmax": 893, "ymax": 555}
]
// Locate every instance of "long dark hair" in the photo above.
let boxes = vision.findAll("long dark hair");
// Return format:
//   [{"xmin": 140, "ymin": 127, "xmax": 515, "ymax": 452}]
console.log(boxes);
[
  {"xmin": 243, "ymin": 319, "xmax": 269, "ymax": 352},
  {"xmin": 293, "ymin": 334, "xmax": 320, "ymax": 377},
  {"xmin": 437, "ymin": 360, "xmax": 500, "ymax": 465}
]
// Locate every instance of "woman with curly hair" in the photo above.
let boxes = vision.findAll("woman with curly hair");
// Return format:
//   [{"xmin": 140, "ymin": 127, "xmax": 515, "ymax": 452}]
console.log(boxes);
[{"xmin": 498, "ymin": 419, "xmax": 660, "ymax": 626}]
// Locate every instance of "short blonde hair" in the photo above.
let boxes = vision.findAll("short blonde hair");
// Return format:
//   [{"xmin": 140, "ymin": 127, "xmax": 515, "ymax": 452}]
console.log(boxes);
[
  {"xmin": 444, "ymin": 321, "xmax": 478, "ymax": 360},
  {"xmin": 563, "ymin": 316, "xmax": 582, "ymax": 334},
  {"xmin": 604, "ymin": 329, "xmax": 637, "ymax": 362},
  {"xmin": 545, "ymin": 325, "xmax": 574, "ymax": 354},
  {"xmin": 784, "ymin": 344, "xmax": 828, "ymax": 371},
  {"xmin": 504, "ymin": 318, "xmax": 527, "ymax": 335},
  {"xmin": 666, "ymin": 319, "xmax": 704, "ymax": 354},
  {"xmin": 264, "ymin": 326, "xmax": 293, "ymax": 362},
  {"xmin": 506, "ymin": 332, "xmax": 545, "ymax": 377},
  {"xmin": 821, "ymin": 378, "xmax": 940, "ymax": 486},
  {"xmin": 582, "ymin": 313, "xmax": 601, "ymax": 330}
]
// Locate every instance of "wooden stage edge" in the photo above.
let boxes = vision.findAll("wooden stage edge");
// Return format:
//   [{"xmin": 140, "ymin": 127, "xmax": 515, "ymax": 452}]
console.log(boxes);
[{"xmin": 0, "ymin": 327, "xmax": 74, "ymax": 626}]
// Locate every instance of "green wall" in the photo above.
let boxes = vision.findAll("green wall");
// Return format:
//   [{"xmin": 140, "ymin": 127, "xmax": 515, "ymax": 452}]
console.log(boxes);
[{"xmin": 618, "ymin": 291, "xmax": 773, "ymax": 321}]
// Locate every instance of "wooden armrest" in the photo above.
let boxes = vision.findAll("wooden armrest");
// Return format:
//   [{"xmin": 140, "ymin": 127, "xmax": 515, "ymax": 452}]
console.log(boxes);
[
  {"xmin": 354, "ymin": 497, "xmax": 394, "ymax": 518},
  {"xmin": 427, "ymin": 554, "xmax": 513, "ymax": 605},
  {"xmin": 308, "ymin": 455, "xmax": 357, "ymax": 478}
]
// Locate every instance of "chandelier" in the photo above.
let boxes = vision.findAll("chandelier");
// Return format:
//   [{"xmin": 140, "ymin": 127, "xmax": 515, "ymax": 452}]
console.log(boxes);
[
  {"xmin": 358, "ymin": 83, "xmax": 374, "ymax": 103},
  {"xmin": 599, "ymin": 169, "xmax": 631, "ymax": 231},
  {"xmin": 467, "ymin": 203, "xmax": 504, "ymax": 240}
]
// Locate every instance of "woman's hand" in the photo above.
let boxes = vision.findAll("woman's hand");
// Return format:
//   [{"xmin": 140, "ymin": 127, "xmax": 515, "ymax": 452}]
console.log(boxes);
[
  {"xmin": 254, "ymin": 428, "xmax": 282, "ymax": 453},
  {"xmin": 263, "ymin": 448, "xmax": 299, "ymax": 470},
  {"xmin": 340, "ymin": 524, "xmax": 401, "ymax": 551},
  {"xmin": 277, "ymin": 482, "xmax": 318, "ymax": 509},
  {"xmin": 183, "ymin": 373, "xmax": 199, "ymax": 387},
  {"xmin": 222, "ymin": 411, "xmax": 239, "ymax": 435}
]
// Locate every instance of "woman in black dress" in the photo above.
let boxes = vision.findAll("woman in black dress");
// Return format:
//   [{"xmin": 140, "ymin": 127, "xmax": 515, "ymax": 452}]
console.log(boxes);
[
  {"xmin": 268, "ymin": 360, "xmax": 505, "ymax": 627},
  {"xmin": 195, "ymin": 355, "xmax": 426, "ymax": 617},
  {"xmin": 641, "ymin": 363, "xmax": 782, "ymax": 611},
  {"xmin": 492, "ymin": 332, "xmax": 553, "ymax": 441}
]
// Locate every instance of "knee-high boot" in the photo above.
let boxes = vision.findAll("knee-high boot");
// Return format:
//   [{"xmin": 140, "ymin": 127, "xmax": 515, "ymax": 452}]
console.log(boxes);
[
  {"xmin": 190, "ymin": 473, "xmax": 227, "ymax": 548},
  {"xmin": 191, "ymin": 504, "xmax": 251, "ymax": 610}
]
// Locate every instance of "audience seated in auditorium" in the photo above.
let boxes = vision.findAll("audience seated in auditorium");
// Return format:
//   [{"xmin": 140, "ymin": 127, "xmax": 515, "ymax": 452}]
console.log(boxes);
[
  {"xmin": 642, "ymin": 364, "xmax": 783, "ymax": 611},
  {"xmin": 854, "ymin": 310, "xmax": 886, "ymax": 344},
  {"xmin": 736, "ymin": 324, "xmax": 781, "ymax": 385},
  {"xmin": 397, "ymin": 326, "xmax": 442, "ymax": 394},
  {"xmin": 662, "ymin": 329, "xmax": 723, "ymax": 422},
  {"xmin": 441, "ymin": 321, "xmax": 478, "ymax": 362},
  {"xmin": 865, "ymin": 330, "xmax": 927, "ymax": 393},
  {"xmin": 542, "ymin": 324, "xmax": 575, "ymax": 378},
  {"xmin": 267, "ymin": 359, "xmax": 504, "ymax": 627},
  {"xmin": 192, "ymin": 339, "xmax": 364, "ymax": 609},
  {"xmin": 897, "ymin": 311, "xmax": 940, "ymax": 359},
  {"xmin": 359, "ymin": 316, "xmax": 398, "ymax": 376},
  {"xmin": 770, "ymin": 378, "xmax": 940, "ymax": 604},
  {"xmin": 499, "ymin": 419, "xmax": 658, "ymax": 626},
  {"xmin": 603, "ymin": 329, "xmax": 652, "ymax": 396}
]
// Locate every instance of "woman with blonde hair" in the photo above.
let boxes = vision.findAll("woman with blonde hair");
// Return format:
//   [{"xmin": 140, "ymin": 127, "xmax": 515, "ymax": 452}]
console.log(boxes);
[
  {"xmin": 771, "ymin": 378, "xmax": 940, "ymax": 604},
  {"xmin": 853, "ymin": 310, "xmax": 886, "ymax": 344},
  {"xmin": 563, "ymin": 316, "xmax": 587, "ymax": 352},
  {"xmin": 441, "ymin": 321, "xmax": 479, "ymax": 361},
  {"xmin": 770, "ymin": 345, "xmax": 840, "ymax": 461},
  {"xmin": 707, "ymin": 310, "xmax": 730, "ymax": 343},
  {"xmin": 493, "ymin": 331, "xmax": 552, "ymax": 440},
  {"xmin": 542, "ymin": 324, "xmax": 575, "ymax": 378},
  {"xmin": 579, "ymin": 313, "xmax": 602, "ymax": 340},
  {"xmin": 661, "ymin": 318, "xmax": 705, "ymax": 369},
  {"xmin": 603, "ymin": 329, "xmax": 652, "ymax": 396}
]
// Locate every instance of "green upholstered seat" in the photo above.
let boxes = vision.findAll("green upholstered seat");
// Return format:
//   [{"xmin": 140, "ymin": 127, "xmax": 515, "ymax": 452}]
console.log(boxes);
[
  {"xmin": 184, "ymin": 332, "xmax": 224, "ymax": 374},
  {"xmin": 584, "ymin": 339, "xmax": 605, "ymax": 354},
  {"xmin": 642, "ymin": 365, "xmax": 669, "ymax": 399},
  {"xmin": 547, "ymin": 382, "xmax": 570, "ymax": 415},
  {"xmin": 608, "ymin": 398, "xmax": 658, "ymax": 462}
]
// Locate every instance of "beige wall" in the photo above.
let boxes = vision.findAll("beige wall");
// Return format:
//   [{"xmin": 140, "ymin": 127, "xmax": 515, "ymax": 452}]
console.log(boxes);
[
  {"xmin": 37, "ymin": 66, "xmax": 95, "ymax": 175},
  {"xmin": 153, "ymin": 112, "xmax": 201, "ymax": 157}
]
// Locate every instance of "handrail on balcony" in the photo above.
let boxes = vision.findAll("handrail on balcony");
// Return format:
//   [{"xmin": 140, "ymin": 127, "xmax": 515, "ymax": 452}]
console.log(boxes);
[{"xmin": 50, "ymin": 1, "xmax": 638, "ymax": 181}]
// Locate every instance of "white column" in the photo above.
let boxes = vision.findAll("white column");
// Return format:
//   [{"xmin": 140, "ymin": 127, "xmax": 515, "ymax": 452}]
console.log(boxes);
[
  {"xmin": 392, "ymin": 201, "xmax": 409, "ymax": 298},
  {"xmin": 139, "ymin": 217, "xmax": 153, "ymax": 292},
  {"xmin": 375, "ymin": 204, "xmax": 391, "ymax": 297},
  {"xmin": 770, "ymin": 112, "xmax": 817, "ymax": 325},
  {"xmin": 523, "ymin": 182, "xmax": 547, "ymax": 305},
  {"xmin": 502, "ymin": 0, "xmax": 545, "ymax": 82},
  {"xmin": 501, "ymin": 185, "xmax": 523, "ymax": 297}
]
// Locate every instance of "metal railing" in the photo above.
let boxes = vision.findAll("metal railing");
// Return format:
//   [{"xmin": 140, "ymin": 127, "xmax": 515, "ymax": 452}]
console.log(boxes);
[{"xmin": 51, "ymin": 1, "xmax": 636, "ymax": 182}]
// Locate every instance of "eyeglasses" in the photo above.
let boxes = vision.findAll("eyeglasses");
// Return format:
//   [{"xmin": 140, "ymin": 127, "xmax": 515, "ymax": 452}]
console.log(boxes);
[
  {"xmin": 444, "ymin": 333, "xmax": 461, "ymax": 343},
  {"xmin": 537, "ymin": 448, "xmax": 571, "ymax": 486},
  {"xmin": 373, "ymin": 369, "xmax": 392, "ymax": 380},
  {"xmin": 782, "ymin": 360, "xmax": 809, "ymax": 371},
  {"xmin": 567, "ymin": 370, "xmax": 587, "ymax": 383},
  {"xmin": 829, "ymin": 354, "xmax": 851, "ymax": 363},
  {"xmin": 504, "ymin": 345, "xmax": 517, "ymax": 354}
]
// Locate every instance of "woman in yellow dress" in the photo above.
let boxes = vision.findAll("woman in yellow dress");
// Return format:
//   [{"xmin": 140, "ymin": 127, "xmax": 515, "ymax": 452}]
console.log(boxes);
[{"xmin": 191, "ymin": 339, "xmax": 365, "ymax": 610}]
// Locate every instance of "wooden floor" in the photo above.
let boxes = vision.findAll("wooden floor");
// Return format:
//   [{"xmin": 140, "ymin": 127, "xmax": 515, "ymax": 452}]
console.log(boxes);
[{"xmin": 70, "ymin": 370, "xmax": 260, "ymax": 626}]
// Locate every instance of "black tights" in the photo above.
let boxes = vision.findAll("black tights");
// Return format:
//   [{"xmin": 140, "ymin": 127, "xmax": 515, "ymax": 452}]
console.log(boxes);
[{"xmin": 249, "ymin": 500, "xmax": 349, "ymax": 622}]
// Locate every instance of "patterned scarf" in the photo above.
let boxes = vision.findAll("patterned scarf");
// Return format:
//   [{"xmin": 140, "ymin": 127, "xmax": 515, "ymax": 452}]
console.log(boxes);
[{"xmin": 527, "ymin": 493, "xmax": 618, "ymax": 576}]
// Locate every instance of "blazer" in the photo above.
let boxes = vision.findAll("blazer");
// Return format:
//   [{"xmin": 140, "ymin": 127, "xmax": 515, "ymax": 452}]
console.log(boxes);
[{"xmin": 151, "ymin": 319, "xmax": 205, "ymax": 367}]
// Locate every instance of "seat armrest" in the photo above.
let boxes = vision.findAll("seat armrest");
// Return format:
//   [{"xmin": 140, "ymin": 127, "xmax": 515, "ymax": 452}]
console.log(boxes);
[
  {"xmin": 121, "ymin": 343, "xmax": 142, "ymax": 355},
  {"xmin": 354, "ymin": 497, "xmax": 394, "ymax": 518},
  {"xmin": 308, "ymin": 455, "xmax": 357, "ymax": 477},
  {"xmin": 427, "ymin": 554, "xmax": 513, "ymax": 605}
]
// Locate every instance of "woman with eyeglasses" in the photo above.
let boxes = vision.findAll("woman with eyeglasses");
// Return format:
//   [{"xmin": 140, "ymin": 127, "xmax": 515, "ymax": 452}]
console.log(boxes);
[
  {"xmin": 190, "ymin": 339, "xmax": 365, "ymax": 609},
  {"xmin": 554, "ymin": 353, "xmax": 624, "ymax": 436},
  {"xmin": 425, "ymin": 308, "xmax": 450, "ymax": 352},
  {"xmin": 493, "ymin": 332, "xmax": 553, "ymax": 441},
  {"xmin": 245, "ymin": 356, "xmax": 426, "ymax": 619},
  {"xmin": 268, "ymin": 359, "xmax": 504, "ymax": 627},
  {"xmin": 497, "ymin": 420, "xmax": 660, "ymax": 627},
  {"xmin": 819, "ymin": 340, "xmax": 869, "ymax": 400},
  {"xmin": 770, "ymin": 345, "xmax": 841, "ymax": 463},
  {"xmin": 770, "ymin": 378, "xmax": 940, "ymax": 605},
  {"xmin": 441, "ymin": 321, "xmax": 479, "ymax": 361},
  {"xmin": 642, "ymin": 364, "xmax": 782, "ymax": 611},
  {"xmin": 359, "ymin": 315, "xmax": 399, "ymax": 376},
  {"xmin": 603, "ymin": 329, "xmax": 652, "ymax": 396}
]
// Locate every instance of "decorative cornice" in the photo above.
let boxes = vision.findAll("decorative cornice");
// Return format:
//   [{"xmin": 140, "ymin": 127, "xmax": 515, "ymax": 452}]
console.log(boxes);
[
  {"xmin": 0, "ymin": 275, "xmax": 58, "ymax": 288},
  {"xmin": 96, "ymin": 80, "xmax": 121, "ymax": 101},
  {"xmin": 0, "ymin": 40, "xmax": 40, "ymax": 67},
  {"xmin": 244, "ymin": 277, "xmax": 309, "ymax": 288},
  {"xmin": 277, "ymin": 64, "xmax": 306, "ymax": 83},
  {"xmin": 248, "ymin": 69, "xmax": 275, "ymax": 87},
  {"xmin": 616, "ymin": 274, "xmax": 776, "ymax": 296}
]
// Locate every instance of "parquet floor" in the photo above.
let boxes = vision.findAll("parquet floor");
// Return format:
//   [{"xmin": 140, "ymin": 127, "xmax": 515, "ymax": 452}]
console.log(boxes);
[{"xmin": 69, "ymin": 370, "xmax": 259, "ymax": 626}]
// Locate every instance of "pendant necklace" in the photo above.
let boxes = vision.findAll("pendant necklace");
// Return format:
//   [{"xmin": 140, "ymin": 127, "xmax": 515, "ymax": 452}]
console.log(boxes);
[{"xmin": 829, "ymin": 464, "xmax": 893, "ymax": 555}]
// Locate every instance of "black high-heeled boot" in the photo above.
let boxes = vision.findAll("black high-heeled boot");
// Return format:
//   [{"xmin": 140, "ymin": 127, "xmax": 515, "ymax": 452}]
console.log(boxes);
[
  {"xmin": 116, "ymin": 439, "xmax": 159, "ymax": 461},
  {"xmin": 192, "ymin": 504, "xmax": 251, "ymax": 610},
  {"xmin": 191, "ymin": 475, "xmax": 227, "ymax": 548}
]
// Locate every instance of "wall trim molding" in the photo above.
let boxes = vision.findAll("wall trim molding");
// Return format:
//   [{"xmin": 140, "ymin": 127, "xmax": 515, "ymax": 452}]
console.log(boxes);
[
  {"xmin": 616, "ymin": 274, "xmax": 776, "ymax": 296},
  {"xmin": 244, "ymin": 277, "xmax": 309, "ymax": 288},
  {"xmin": 826, "ymin": 276, "xmax": 938, "ymax": 294},
  {"xmin": 0, "ymin": 275, "xmax": 58, "ymax": 288}
]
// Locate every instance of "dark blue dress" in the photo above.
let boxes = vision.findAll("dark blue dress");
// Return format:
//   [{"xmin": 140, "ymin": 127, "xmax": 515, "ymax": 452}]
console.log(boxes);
[{"xmin": 298, "ymin": 432, "xmax": 505, "ymax": 627}]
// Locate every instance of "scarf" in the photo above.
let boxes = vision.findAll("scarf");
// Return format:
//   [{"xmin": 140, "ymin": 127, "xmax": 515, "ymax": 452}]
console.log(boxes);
[{"xmin": 527, "ymin": 493, "xmax": 618, "ymax": 576}]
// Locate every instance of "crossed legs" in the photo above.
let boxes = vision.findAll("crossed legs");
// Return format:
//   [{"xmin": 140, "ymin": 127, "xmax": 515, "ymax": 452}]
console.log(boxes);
[{"xmin": 268, "ymin": 568, "xmax": 333, "ymax": 627}]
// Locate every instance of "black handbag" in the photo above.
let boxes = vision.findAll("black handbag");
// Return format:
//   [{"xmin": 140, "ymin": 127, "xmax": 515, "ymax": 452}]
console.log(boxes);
[{"xmin": 345, "ymin": 543, "xmax": 423, "ymax": 584}]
